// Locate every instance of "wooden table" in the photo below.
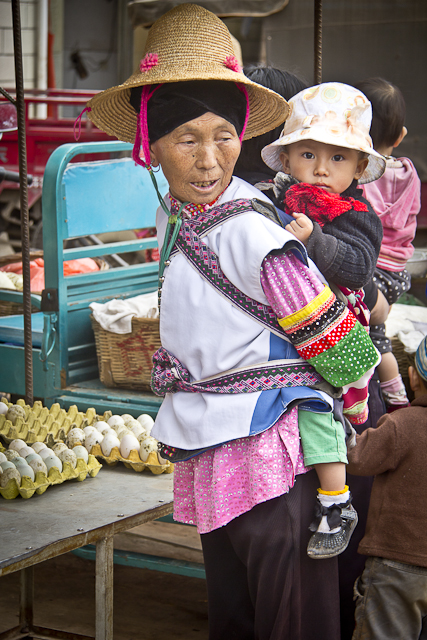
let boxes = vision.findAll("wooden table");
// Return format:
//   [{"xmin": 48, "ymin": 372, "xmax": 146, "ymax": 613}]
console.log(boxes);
[{"xmin": 0, "ymin": 465, "xmax": 173, "ymax": 640}]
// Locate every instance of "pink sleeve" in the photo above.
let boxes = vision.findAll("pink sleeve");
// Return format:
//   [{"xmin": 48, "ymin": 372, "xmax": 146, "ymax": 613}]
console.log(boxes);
[
  {"xmin": 260, "ymin": 251, "xmax": 325, "ymax": 316},
  {"xmin": 260, "ymin": 251, "xmax": 379, "ymax": 425}
]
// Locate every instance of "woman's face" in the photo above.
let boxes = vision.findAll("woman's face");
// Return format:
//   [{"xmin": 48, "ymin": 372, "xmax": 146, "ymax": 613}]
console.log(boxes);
[{"xmin": 150, "ymin": 112, "xmax": 241, "ymax": 204}]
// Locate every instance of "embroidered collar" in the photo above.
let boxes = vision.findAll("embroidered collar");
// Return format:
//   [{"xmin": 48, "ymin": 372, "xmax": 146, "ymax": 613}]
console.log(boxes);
[{"xmin": 169, "ymin": 185, "xmax": 229, "ymax": 218}]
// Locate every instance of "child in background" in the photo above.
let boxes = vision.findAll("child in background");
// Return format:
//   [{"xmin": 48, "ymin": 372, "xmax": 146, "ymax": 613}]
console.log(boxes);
[
  {"xmin": 258, "ymin": 82, "xmax": 384, "ymax": 558},
  {"xmin": 347, "ymin": 335, "xmax": 427, "ymax": 640},
  {"xmin": 356, "ymin": 78, "xmax": 421, "ymax": 412}
]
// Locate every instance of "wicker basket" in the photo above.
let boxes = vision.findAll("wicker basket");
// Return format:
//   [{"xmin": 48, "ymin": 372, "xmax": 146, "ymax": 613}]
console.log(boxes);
[
  {"xmin": 0, "ymin": 253, "xmax": 108, "ymax": 317},
  {"xmin": 91, "ymin": 314, "xmax": 161, "ymax": 391}
]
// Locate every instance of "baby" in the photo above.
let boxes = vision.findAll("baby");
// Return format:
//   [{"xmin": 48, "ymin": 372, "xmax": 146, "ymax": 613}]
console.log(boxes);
[{"xmin": 258, "ymin": 82, "xmax": 385, "ymax": 556}]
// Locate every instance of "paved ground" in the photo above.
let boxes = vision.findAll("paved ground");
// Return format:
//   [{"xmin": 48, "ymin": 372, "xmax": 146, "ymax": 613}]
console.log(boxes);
[{"xmin": 0, "ymin": 521, "xmax": 209, "ymax": 639}]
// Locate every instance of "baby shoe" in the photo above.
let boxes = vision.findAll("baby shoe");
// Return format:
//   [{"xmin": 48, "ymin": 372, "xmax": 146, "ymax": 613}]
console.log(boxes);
[{"xmin": 307, "ymin": 499, "xmax": 358, "ymax": 559}]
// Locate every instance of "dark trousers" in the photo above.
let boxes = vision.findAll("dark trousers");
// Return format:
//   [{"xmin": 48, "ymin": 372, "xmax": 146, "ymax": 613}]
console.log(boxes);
[{"xmin": 200, "ymin": 469, "xmax": 340, "ymax": 640}]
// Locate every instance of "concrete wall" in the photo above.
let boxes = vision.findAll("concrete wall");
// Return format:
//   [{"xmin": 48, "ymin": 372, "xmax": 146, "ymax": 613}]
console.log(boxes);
[
  {"xmin": 0, "ymin": 0, "xmax": 37, "ymax": 89},
  {"xmin": 62, "ymin": 0, "xmax": 119, "ymax": 92},
  {"xmin": 263, "ymin": 0, "xmax": 427, "ymax": 179}
]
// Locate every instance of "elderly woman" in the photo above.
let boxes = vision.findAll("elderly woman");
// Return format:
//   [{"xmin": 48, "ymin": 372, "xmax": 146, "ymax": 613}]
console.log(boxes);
[{"xmin": 87, "ymin": 5, "xmax": 379, "ymax": 639}]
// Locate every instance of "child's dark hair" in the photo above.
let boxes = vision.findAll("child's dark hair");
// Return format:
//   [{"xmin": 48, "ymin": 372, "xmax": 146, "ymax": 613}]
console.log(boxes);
[
  {"xmin": 234, "ymin": 65, "xmax": 307, "ymax": 179},
  {"xmin": 355, "ymin": 77, "xmax": 405, "ymax": 150}
]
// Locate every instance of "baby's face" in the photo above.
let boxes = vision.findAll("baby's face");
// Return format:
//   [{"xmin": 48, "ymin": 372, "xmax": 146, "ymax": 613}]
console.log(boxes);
[{"xmin": 279, "ymin": 140, "xmax": 368, "ymax": 194}]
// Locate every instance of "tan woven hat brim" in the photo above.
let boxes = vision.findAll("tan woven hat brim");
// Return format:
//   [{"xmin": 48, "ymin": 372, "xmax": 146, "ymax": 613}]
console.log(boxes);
[{"xmin": 87, "ymin": 3, "xmax": 289, "ymax": 142}]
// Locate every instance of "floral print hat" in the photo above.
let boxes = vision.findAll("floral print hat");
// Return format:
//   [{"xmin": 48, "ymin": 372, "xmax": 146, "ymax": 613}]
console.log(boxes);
[{"xmin": 261, "ymin": 82, "xmax": 386, "ymax": 184}]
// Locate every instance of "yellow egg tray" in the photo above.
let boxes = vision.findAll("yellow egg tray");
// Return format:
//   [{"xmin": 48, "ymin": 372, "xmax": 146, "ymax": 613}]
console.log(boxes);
[
  {"xmin": 90, "ymin": 444, "xmax": 173, "ymax": 475},
  {"xmin": 0, "ymin": 398, "xmax": 171, "ymax": 475},
  {"xmin": 0, "ymin": 398, "xmax": 107, "ymax": 446},
  {"xmin": 0, "ymin": 454, "xmax": 102, "ymax": 500}
]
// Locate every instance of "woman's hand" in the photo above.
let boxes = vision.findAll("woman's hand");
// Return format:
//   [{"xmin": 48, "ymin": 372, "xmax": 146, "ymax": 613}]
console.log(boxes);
[{"xmin": 285, "ymin": 212, "xmax": 313, "ymax": 245}]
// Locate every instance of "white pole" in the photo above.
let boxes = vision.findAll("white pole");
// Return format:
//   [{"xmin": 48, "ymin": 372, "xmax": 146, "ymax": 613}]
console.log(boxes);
[{"xmin": 37, "ymin": 0, "xmax": 48, "ymax": 118}]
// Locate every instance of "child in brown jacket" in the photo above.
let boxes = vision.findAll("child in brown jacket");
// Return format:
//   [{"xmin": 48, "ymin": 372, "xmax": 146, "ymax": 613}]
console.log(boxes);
[{"xmin": 347, "ymin": 334, "xmax": 427, "ymax": 639}]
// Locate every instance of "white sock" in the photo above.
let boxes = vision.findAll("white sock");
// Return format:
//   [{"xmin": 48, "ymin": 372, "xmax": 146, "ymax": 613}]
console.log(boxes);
[{"xmin": 316, "ymin": 490, "xmax": 350, "ymax": 534}]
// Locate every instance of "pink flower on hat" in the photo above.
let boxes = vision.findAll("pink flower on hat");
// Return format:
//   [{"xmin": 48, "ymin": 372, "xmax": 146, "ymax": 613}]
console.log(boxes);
[
  {"xmin": 223, "ymin": 55, "xmax": 242, "ymax": 73},
  {"xmin": 140, "ymin": 53, "xmax": 159, "ymax": 73}
]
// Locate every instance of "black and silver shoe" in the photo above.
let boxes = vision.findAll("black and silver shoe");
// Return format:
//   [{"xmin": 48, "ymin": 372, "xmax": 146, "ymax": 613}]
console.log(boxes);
[{"xmin": 307, "ymin": 499, "xmax": 358, "ymax": 559}]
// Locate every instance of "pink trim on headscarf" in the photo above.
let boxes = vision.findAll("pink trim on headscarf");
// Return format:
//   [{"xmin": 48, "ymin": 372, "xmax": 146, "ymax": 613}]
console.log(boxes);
[
  {"xmin": 224, "ymin": 55, "xmax": 242, "ymax": 74},
  {"xmin": 74, "ymin": 106, "xmax": 92, "ymax": 141},
  {"xmin": 132, "ymin": 83, "xmax": 163, "ymax": 168},
  {"xmin": 140, "ymin": 53, "xmax": 159, "ymax": 73},
  {"xmin": 236, "ymin": 84, "xmax": 250, "ymax": 142}
]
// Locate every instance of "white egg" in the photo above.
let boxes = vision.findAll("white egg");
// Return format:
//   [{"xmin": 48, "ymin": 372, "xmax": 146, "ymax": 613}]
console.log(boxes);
[
  {"xmin": 0, "ymin": 466, "xmax": 21, "ymax": 488},
  {"xmin": 9, "ymin": 439, "xmax": 27, "ymax": 452},
  {"xmin": 83, "ymin": 426, "xmax": 97, "ymax": 437},
  {"xmin": 116, "ymin": 426, "xmax": 130, "ymax": 441},
  {"xmin": 120, "ymin": 414, "xmax": 135, "ymax": 425},
  {"xmin": 39, "ymin": 447, "xmax": 54, "ymax": 459},
  {"xmin": 14, "ymin": 462, "xmax": 35, "ymax": 481},
  {"xmin": 0, "ymin": 451, "xmax": 7, "ymax": 463},
  {"xmin": 66, "ymin": 427, "xmax": 85, "ymax": 446},
  {"xmin": 68, "ymin": 427, "xmax": 85, "ymax": 438},
  {"xmin": 25, "ymin": 452, "xmax": 43, "ymax": 465},
  {"xmin": 84, "ymin": 431, "xmax": 103, "ymax": 453},
  {"xmin": 1, "ymin": 460, "xmax": 17, "ymax": 472},
  {"xmin": 18, "ymin": 445, "xmax": 34, "ymax": 458},
  {"xmin": 72, "ymin": 445, "xmax": 89, "ymax": 463},
  {"xmin": 130, "ymin": 423, "xmax": 146, "ymax": 439},
  {"xmin": 127, "ymin": 418, "xmax": 142, "ymax": 430},
  {"xmin": 107, "ymin": 415, "xmax": 125, "ymax": 428},
  {"xmin": 136, "ymin": 414, "xmax": 154, "ymax": 435},
  {"xmin": 28, "ymin": 458, "xmax": 48, "ymax": 475},
  {"xmin": 92, "ymin": 420, "xmax": 110, "ymax": 434},
  {"xmin": 0, "ymin": 402, "xmax": 8, "ymax": 415},
  {"xmin": 44, "ymin": 454, "xmax": 63, "ymax": 473},
  {"xmin": 57, "ymin": 448, "xmax": 77, "ymax": 468},
  {"xmin": 101, "ymin": 432, "xmax": 121, "ymax": 457},
  {"xmin": 5, "ymin": 449, "xmax": 20, "ymax": 461},
  {"xmin": 120, "ymin": 433, "xmax": 140, "ymax": 459},
  {"xmin": 139, "ymin": 436, "xmax": 159, "ymax": 462},
  {"xmin": 52, "ymin": 442, "xmax": 68, "ymax": 455},
  {"xmin": 31, "ymin": 442, "xmax": 47, "ymax": 453}
]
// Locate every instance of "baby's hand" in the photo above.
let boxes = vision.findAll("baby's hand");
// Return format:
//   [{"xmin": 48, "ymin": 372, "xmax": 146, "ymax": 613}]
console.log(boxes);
[{"xmin": 285, "ymin": 213, "xmax": 313, "ymax": 245}]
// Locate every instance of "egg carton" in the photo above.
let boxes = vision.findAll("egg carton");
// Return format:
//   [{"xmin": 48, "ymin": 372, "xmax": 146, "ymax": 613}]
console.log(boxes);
[
  {"xmin": 89, "ymin": 444, "xmax": 173, "ymax": 475},
  {"xmin": 0, "ymin": 399, "xmax": 172, "ymax": 475},
  {"xmin": 0, "ymin": 455, "xmax": 102, "ymax": 500},
  {"xmin": 0, "ymin": 398, "xmax": 108, "ymax": 446}
]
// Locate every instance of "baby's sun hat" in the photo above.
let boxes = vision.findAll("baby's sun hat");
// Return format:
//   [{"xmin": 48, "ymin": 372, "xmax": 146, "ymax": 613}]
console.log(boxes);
[
  {"xmin": 85, "ymin": 3, "xmax": 289, "ymax": 165},
  {"xmin": 261, "ymin": 82, "xmax": 386, "ymax": 184}
]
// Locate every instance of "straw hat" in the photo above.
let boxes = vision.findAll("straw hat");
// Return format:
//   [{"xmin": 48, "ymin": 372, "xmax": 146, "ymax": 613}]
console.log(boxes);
[
  {"xmin": 87, "ymin": 3, "xmax": 288, "ymax": 143},
  {"xmin": 261, "ymin": 82, "xmax": 386, "ymax": 184}
]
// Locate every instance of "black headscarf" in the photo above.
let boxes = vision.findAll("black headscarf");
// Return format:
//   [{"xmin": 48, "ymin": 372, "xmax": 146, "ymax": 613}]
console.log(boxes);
[{"xmin": 130, "ymin": 80, "xmax": 247, "ymax": 144}]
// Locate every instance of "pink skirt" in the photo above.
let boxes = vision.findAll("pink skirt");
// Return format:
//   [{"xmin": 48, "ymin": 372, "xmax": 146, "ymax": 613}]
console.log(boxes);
[{"xmin": 173, "ymin": 406, "xmax": 309, "ymax": 534}]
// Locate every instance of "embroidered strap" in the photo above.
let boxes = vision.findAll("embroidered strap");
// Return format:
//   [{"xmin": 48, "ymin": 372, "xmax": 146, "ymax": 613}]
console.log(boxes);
[
  {"xmin": 151, "ymin": 346, "xmax": 323, "ymax": 397},
  {"xmin": 171, "ymin": 199, "xmax": 287, "ymax": 338}
]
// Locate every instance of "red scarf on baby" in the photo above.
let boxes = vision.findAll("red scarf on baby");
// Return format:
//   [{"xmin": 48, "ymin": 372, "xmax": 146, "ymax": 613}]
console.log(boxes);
[{"xmin": 283, "ymin": 182, "xmax": 368, "ymax": 227}]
